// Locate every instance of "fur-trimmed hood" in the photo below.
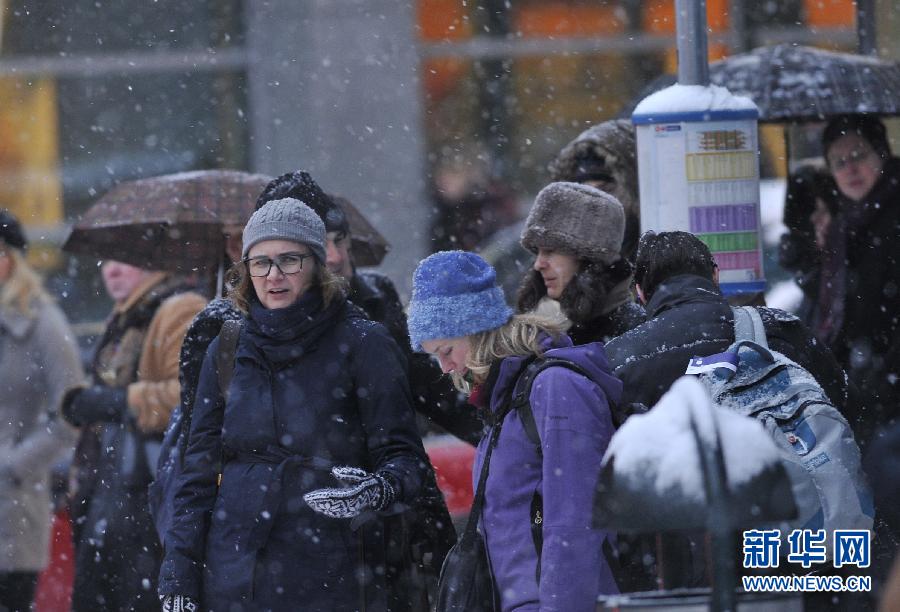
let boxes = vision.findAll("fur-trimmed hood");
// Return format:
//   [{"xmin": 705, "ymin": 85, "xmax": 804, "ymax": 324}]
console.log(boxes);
[{"xmin": 549, "ymin": 119, "xmax": 640, "ymax": 260}]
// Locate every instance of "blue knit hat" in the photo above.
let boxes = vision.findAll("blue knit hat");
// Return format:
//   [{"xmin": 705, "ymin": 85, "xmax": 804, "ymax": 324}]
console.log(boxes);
[{"xmin": 408, "ymin": 251, "xmax": 513, "ymax": 351}]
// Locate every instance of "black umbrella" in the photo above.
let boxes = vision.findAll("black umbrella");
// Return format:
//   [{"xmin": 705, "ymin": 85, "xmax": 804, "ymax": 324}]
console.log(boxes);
[{"xmin": 624, "ymin": 44, "xmax": 900, "ymax": 123}]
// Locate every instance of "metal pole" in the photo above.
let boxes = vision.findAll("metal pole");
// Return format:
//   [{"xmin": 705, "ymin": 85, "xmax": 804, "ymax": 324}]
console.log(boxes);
[
  {"xmin": 689, "ymin": 399, "xmax": 736, "ymax": 612},
  {"xmin": 856, "ymin": 0, "xmax": 877, "ymax": 55},
  {"xmin": 676, "ymin": 0, "xmax": 710, "ymax": 85}
]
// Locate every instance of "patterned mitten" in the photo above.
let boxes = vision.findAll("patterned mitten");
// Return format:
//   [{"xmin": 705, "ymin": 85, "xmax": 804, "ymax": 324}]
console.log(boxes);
[
  {"xmin": 303, "ymin": 466, "xmax": 396, "ymax": 519},
  {"xmin": 161, "ymin": 594, "xmax": 199, "ymax": 612}
]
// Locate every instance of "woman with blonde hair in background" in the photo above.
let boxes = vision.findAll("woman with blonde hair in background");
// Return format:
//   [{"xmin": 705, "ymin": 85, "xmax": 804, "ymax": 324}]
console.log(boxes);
[{"xmin": 0, "ymin": 210, "xmax": 83, "ymax": 612}]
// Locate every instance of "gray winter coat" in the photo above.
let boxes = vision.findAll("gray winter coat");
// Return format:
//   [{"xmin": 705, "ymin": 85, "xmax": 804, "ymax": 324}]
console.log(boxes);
[{"xmin": 0, "ymin": 298, "xmax": 83, "ymax": 571}]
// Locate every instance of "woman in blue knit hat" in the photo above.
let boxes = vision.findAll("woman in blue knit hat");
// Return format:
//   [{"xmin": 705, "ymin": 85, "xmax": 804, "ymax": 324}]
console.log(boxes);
[
  {"xmin": 408, "ymin": 250, "xmax": 621, "ymax": 612},
  {"xmin": 159, "ymin": 198, "xmax": 429, "ymax": 612}
]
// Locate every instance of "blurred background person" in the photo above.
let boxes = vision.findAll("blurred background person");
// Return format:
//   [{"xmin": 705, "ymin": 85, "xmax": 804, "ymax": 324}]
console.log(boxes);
[
  {"xmin": 62, "ymin": 259, "xmax": 205, "ymax": 612},
  {"xmin": 517, "ymin": 182, "xmax": 645, "ymax": 345},
  {"xmin": 548, "ymin": 119, "xmax": 641, "ymax": 262},
  {"xmin": 777, "ymin": 164, "xmax": 840, "ymax": 328},
  {"xmin": 818, "ymin": 114, "xmax": 900, "ymax": 450},
  {"xmin": 0, "ymin": 210, "xmax": 83, "ymax": 612},
  {"xmin": 430, "ymin": 158, "xmax": 519, "ymax": 254}
]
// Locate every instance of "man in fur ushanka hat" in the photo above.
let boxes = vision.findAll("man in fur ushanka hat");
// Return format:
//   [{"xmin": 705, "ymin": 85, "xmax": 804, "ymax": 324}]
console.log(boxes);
[{"xmin": 516, "ymin": 181, "xmax": 645, "ymax": 345}]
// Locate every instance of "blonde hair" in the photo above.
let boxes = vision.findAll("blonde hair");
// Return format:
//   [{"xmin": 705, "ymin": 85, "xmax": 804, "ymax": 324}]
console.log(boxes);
[
  {"xmin": 450, "ymin": 312, "xmax": 567, "ymax": 393},
  {"xmin": 226, "ymin": 256, "xmax": 347, "ymax": 314},
  {"xmin": 0, "ymin": 248, "xmax": 52, "ymax": 316}
]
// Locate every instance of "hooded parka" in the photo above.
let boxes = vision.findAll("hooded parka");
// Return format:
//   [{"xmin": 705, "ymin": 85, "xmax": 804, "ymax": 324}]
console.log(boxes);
[
  {"xmin": 473, "ymin": 333, "xmax": 620, "ymax": 612},
  {"xmin": 159, "ymin": 291, "xmax": 427, "ymax": 611}
]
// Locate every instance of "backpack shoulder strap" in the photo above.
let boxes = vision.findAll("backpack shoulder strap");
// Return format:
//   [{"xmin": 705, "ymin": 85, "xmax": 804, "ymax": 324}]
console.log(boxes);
[
  {"xmin": 510, "ymin": 356, "xmax": 593, "ymax": 582},
  {"xmin": 512, "ymin": 357, "xmax": 593, "ymax": 456},
  {"xmin": 216, "ymin": 319, "xmax": 242, "ymax": 402},
  {"xmin": 732, "ymin": 306, "xmax": 769, "ymax": 349}
]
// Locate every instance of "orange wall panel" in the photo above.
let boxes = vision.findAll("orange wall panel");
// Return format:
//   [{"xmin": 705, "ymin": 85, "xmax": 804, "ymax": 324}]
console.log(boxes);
[
  {"xmin": 513, "ymin": 3, "xmax": 625, "ymax": 37},
  {"xmin": 417, "ymin": 0, "xmax": 472, "ymax": 41},
  {"xmin": 803, "ymin": 0, "xmax": 855, "ymax": 27}
]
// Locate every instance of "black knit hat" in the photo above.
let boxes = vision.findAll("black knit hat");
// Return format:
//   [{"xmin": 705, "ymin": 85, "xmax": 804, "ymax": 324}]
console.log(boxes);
[
  {"xmin": 822, "ymin": 114, "xmax": 892, "ymax": 161},
  {"xmin": 0, "ymin": 209, "xmax": 26, "ymax": 251},
  {"xmin": 255, "ymin": 170, "xmax": 349, "ymax": 235}
]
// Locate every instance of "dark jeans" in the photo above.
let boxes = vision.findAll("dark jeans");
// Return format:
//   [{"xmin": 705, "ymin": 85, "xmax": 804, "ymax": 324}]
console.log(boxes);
[{"xmin": 0, "ymin": 571, "xmax": 38, "ymax": 612}]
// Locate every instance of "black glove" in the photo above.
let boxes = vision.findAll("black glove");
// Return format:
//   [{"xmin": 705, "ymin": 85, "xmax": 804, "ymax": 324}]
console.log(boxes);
[
  {"xmin": 303, "ymin": 466, "xmax": 397, "ymax": 519},
  {"xmin": 62, "ymin": 385, "xmax": 127, "ymax": 427},
  {"xmin": 161, "ymin": 594, "xmax": 198, "ymax": 612}
]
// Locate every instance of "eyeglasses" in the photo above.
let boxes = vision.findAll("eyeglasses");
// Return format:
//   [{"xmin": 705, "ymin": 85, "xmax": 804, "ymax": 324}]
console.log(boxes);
[
  {"xmin": 828, "ymin": 147, "xmax": 876, "ymax": 172},
  {"xmin": 243, "ymin": 252, "xmax": 312, "ymax": 277}
]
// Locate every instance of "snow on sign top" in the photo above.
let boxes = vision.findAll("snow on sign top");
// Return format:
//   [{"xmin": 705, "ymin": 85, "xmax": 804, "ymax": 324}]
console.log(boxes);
[
  {"xmin": 633, "ymin": 83, "xmax": 757, "ymax": 116},
  {"xmin": 602, "ymin": 376, "xmax": 780, "ymax": 502}
]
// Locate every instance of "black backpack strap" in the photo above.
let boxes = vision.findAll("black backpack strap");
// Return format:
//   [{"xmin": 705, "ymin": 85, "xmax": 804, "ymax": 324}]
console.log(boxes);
[
  {"xmin": 213, "ymin": 319, "xmax": 241, "ymax": 485},
  {"xmin": 217, "ymin": 319, "xmax": 242, "ymax": 402},
  {"xmin": 511, "ymin": 357, "xmax": 593, "ymax": 456},
  {"xmin": 510, "ymin": 356, "xmax": 593, "ymax": 583}
]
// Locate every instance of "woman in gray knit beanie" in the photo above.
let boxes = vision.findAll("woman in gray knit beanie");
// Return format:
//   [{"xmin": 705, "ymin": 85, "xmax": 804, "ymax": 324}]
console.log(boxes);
[
  {"xmin": 517, "ymin": 181, "xmax": 645, "ymax": 345},
  {"xmin": 160, "ymin": 196, "xmax": 430, "ymax": 611}
]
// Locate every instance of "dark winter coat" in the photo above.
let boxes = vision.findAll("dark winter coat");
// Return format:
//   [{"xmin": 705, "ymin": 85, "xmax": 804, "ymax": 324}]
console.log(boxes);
[
  {"xmin": 351, "ymin": 270, "xmax": 483, "ymax": 444},
  {"xmin": 604, "ymin": 274, "xmax": 849, "ymax": 417},
  {"xmin": 159, "ymin": 291, "xmax": 427, "ymax": 611},
  {"xmin": 567, "ymin": 298, "xmax": 647, "ymax": 347},
  {"xmin": 817, "ymin": 157, "xmax": 900, "ymax": 447},
  {"xmin": 474, "ymin": 334, "xmax": 620, "ymax": 612}
]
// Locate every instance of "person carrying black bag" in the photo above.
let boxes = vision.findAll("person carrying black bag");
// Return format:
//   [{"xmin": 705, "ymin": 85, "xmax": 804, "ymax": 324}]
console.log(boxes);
[{"xmin": 402, "ymin": 250, "xmax": 621, "ymax": 612}]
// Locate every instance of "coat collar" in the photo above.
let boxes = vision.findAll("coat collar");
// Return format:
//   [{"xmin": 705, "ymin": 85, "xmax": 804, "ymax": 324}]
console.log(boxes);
[
  {"xmin": 112, "ymin": 272, "xmax": 170, "ymax": 315},
  {"xmin": 645, "ymin": 274, "xmax": 725, "ymax": 318}
]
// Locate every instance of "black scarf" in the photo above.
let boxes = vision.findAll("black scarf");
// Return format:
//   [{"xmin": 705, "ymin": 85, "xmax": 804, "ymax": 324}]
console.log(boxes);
[{"xmin": 245, "ymin": 290, "xmax": 346, "ymax": 366}]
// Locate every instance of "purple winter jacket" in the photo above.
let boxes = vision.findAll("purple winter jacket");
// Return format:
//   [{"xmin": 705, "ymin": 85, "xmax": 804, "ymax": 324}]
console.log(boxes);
[{"xmin": 473, "ymin": 333, "xmax": 621, "ymax": 612}]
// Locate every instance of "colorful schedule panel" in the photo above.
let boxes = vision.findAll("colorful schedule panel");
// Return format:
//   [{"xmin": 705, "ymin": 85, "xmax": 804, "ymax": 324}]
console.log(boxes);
[{"xmin": 635, "ymin": 98, "xmax": 765, "ymax": 295}]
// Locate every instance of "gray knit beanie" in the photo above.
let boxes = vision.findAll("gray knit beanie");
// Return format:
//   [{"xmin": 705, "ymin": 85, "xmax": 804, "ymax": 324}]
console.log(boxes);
[
  {"xmin": 520, "ymin": 182, "xmax": 625, "ymax": 265},
  {"xmin": 241, "ymin": 197, "xmax": 327, "ymax": 262}
]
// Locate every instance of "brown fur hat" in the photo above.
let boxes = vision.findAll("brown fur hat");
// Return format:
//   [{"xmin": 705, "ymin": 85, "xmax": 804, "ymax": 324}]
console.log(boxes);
[{"xmin": 520, "ymin": 181, "xmax": 624, "ymax": 265}]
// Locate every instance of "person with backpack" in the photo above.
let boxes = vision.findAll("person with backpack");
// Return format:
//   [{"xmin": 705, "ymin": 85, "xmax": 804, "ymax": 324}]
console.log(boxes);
[
  {"xmin": 407, "ymin": 250, "xmax": 620, "ymax": 612},
  {"xmin": 158, "ymin": 198, "xmax": 428, "ymax": 611},
  {"xmin": 516, "ymin": 182, "xmax": 645, "ymax": 346},
  {"xmin": 604, "ymin": 230, "xmax": 849, "ymax": 412},
  {"xmin": 603, "ymin": 230, "xmax": 857, "ymax": 590}
]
